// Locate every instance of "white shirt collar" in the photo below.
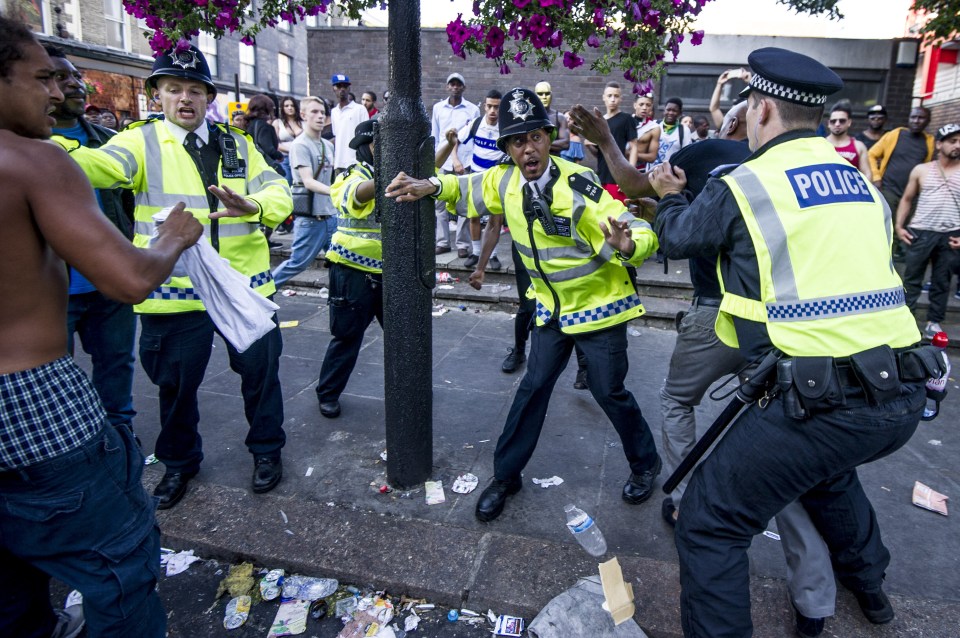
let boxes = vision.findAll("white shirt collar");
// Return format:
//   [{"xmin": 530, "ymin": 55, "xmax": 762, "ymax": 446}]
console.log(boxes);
[
  {"xmin": 519, "ymin": 159, "xmax": 554, "ymax": 193},
  {"xmin": 164, "ymin": 119, "xmax": 209, "ymax": 146}
]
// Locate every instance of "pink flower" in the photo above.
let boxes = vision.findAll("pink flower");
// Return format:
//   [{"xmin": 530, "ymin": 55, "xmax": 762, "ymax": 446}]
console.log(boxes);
[
  {"xmin": 240, "ymin": 35, "xmax": 255, "ymax": 46},
  {"xmin": 563, "ymin": 51, "xmax": 584, "ymax": 69},
  {"xmin": 691, "ymin": 30, "xmax": 705, "ymax": 45},
  {"xmin": 486, "ymin": 25, "xmax": 505, "ymax": 47},
  {"xmin": 513, "ymin": 0, "xmax": 531, "ymax": 7}
]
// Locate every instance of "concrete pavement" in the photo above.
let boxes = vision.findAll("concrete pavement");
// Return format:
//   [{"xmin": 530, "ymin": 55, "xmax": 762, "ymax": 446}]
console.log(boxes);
[{"xmin": 71, "ymin": 287, "xmax": 960, "ymax": 638}]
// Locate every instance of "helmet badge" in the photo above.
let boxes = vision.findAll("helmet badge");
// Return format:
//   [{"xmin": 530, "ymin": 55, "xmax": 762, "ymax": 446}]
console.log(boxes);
[
  {"xmin": 508, "ymin": 89, "xmax": 534, "ymax": 122},
  {"xmin": 171, "ymin": 49, "xmax": 200, "ymax": 70}
]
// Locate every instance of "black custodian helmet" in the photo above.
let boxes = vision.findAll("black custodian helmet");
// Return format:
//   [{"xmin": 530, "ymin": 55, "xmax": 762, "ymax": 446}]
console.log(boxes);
[
  {"xmin": 496, "ymin": 87, "xmax": 556, "ymax": 153},
  {"xmin": 145, "ymin": 45, "xmax": 217, "ymax": 98}
]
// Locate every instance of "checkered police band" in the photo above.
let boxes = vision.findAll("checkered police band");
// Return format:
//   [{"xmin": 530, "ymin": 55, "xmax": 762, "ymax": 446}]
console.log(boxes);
[{"xmin": 747, "ymin": 74, "xmax": 828, "ymax": 106}]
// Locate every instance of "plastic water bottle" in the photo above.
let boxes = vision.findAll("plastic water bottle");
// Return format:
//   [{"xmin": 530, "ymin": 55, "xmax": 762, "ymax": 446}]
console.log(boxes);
[
  {"xmin": 564, "ymin": 504, "xmax": 607, "ymax": 557},
  {"xmin": 922, "ymin": 332, "xmax": 951, "ymax": 421}
]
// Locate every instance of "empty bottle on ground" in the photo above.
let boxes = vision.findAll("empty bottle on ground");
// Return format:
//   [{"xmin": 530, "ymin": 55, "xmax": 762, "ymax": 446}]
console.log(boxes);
[{"xmin": 564, "ymin": 504, "xmax": 607, "ymax": 557}]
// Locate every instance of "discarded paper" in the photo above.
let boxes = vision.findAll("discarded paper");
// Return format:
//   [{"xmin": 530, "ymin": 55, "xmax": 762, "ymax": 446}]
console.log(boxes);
[
  {"xmin": 494, "ymin": 614, "xmax": 525, "ymax": 636},
  {"xmin": 599, "ymin": 557, "xmax": 635, "ymax": 626},
  {"xmin": 161, "ymin": 549, "xmax": 201, "ymax": 576},
  {"xmin": 913, "ymin": 481, "xmax": 949, "ymax": 516},
  {"xmin": 532, "ymin": 476, "xmax": 564, "ymax": 488},
  {"xmin": 279, "ymin": 320, "xmax": 299, "ymax": 329},
  {"xmin": 403, "ymin": 611, "xmax": 421, "ymax": 631},
  {"xmin": 425, "ymin": 480, "xmax": 446, "ymax": 505},
  {"xmin": 762, "ymin": 530, "xmax": 781, "ymax": 541},
  {"xmin": 269, "ymin": 599, "xmax": 309, "ymax": 636},
  {"xmin": 451, "ymin": 473, "xmax": 479, "ymax": 494}
]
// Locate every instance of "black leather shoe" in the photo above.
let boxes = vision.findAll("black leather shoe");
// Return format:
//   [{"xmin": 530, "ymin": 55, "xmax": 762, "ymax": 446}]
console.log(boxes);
[
  {"xmin": 853, "ymin": 586, "xmax": 894, "ymax": 624},
  {"xmin": 501, "ymin": 348, "xmax": 526, "ymax": 373},
  {"xmin": 573, "ymin": 368, "xmax": 589, "ymax": 390},
  {"xmin": 463, "ymin": 254, "xmax": 479, "ymax": 268},
  {"xmin": 475, "ymin": 477, "xmax": 522, "ymax": 522},
  {"xmin": 792, "ymin": 602, "xmax": 824, "ymax": 637},
  {"xmin": 252, "ymin": 456, "xmax": 283, "ymax": 494},
  {"xmin": 319, "ymin": 400, "xmax": 341, "ymax": 418},
  {"xmin": 623, "ymin": 455, "xmax": 662, "ymax": 504},
  {"xmin": 661, "ymin": 497, "xmax": 678, "ymax": 528},
  {"xmin": 153, "ymin": 471, "xmax": 196, "ymax": 510}
]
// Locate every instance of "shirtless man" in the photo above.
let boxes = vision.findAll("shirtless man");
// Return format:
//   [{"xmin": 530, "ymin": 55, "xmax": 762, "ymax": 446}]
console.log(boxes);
[
  {"xmin": 0, "ymin": 17, "xmax": 200, "ymax": 638},
  {"xmin": 632, "ymin": 94, "xmax": 660, "ymax": 168}
]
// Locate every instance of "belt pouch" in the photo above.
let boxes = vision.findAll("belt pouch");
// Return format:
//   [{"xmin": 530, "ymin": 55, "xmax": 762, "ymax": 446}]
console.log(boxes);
[
  {"xmin": 849, "ymin": 345, "xmax": 900, "ymax": 405},
  {"xmin": 788, "ymin": 356, "xmax": 846, "ymax": 416},
  {"xmin": 777, "ymin": 359, "xmax": 806, "ymax": 420}
]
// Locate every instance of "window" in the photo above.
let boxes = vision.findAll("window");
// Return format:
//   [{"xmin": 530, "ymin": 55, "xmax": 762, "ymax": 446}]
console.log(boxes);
[
  {"xmin": 239, "ymin": 44, "xmax": 257, "ymax": 85},
  {"xmin": 278, "ymin": 19, "xmax": 291, "ymax": 33},
  {"xmin": 198, "ymin": 32, "xmax": 218, "ymax": 78},
  {"xmin": 306, "ymin": 14, "xmax": 320, "ymax": 27},
  {"xmin": 103, "ymin": 0, "xmax": 126, "ymax": 49},
  {"xmin": 278, "ymin": 54, "xmax": 292, "ymax": 93}
]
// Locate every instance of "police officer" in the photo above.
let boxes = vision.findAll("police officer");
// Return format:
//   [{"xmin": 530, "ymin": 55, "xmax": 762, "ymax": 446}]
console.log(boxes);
[
  {"xmin": 315, "ymin": 120, "xmax": 383, "ymax": 418},
  {"xmin": 57, "ymin": 45, "xmax": 292, "ymax": 508},
  {"xmin": 650, "ymin": 48, "xmax": 934, "ymax": 636},
  {"xmin": 386, "ymin": 87, "xmax": 663, "ymax": 522}
]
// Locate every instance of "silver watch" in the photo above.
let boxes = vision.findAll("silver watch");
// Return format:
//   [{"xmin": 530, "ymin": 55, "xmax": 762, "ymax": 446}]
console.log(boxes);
[{"xmin": 428, "ymin": 176, "xmax": 442, "ymax": 196}]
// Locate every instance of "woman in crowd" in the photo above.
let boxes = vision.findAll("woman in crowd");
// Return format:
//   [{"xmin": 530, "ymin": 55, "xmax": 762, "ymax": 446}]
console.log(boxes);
[{"xmin": 274, "ymin": 96, "xmax": 303, "ymax": 183}]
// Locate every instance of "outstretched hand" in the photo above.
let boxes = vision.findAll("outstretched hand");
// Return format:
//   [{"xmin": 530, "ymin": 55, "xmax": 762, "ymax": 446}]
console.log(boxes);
[
  {"xmin": 648, "ymin": 161, "xmax": 687, "ymax": 198},
  {"xmin": 385, "ymin": 171, "xmax": 437, "ymax": 203},
  {"xmin": 600, "ymin": 216, "xmax": 636, "ymax": 258},
  {"xmin": 208, "ymin": 185, "xmax": 259, "ymax": 219},
  {"xmin": 568, "ymin": 105, "xmax": 613, "ymax": 147}
]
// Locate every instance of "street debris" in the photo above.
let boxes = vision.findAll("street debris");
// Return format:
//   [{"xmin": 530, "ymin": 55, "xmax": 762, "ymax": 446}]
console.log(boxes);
[
  {"xmin": 279, "ymin": 320, "xmax": 299, "ymax": 329},
  {"xmin": 494, "ymin": 614, "xmax": 525, "ymax": 636},
  {"xmin": 628, "ymin": 327, "xmax": 641, "ymax": 337},
  {"xmin": 282, "ymin": 576, "xmax": 338, "ymax": 601},
  {"xmin": 269, "ymin": 599, "xmax": 309, "ymax": 636},
  {"xmin": 144, "ymin": 453, "xmax": 158, "ymax": 465},
  {"xmin": 380, "ymin": 450, "xmax": 388, "ymax": 462},
  {"xmin": 260, "ymin": 569, "xmax": 285, "ymax": 601},
  {"xmin": 913, "ymin": 481, "xmax": 949, "ymax": 516},
  {"xmin": 529, "ymin": 576, "xmax": 647, "ymax": 637},
  {"xmin": 762, "ymin": 530, "xmax": 781, "ymax": 541},
  {"xmin": 305, "ymin": 466, "xmax": 314, "ymax": 477},
  {"xmin": 452, "ymin": 473, "xmax": 479, "ymax": 494},
  {"xmin": 280, "ymin": 510, "xmax": 289, "ymax": 524},
  {"xmin": 929, "ymin": 440, "xmax": 943, "ymax": 446},
  {"xmin": 223, "ymin": 595, "xmax": 250, "ymax": 630},
  {"xmin": 436, "ymin": 272, "xmax": 458, "ymax": 283},
  {"xmin": 216, "ymin": 562, "xmax": 254, "ymax": 599},
  {"xmin": 160, "ymin": 549, "xmax": 201, "ymax": 576},
  {"xmin": 319, "ymin": 287, "xmax": 329, "ymax": 299},
  {"xmin": 425, "ymin": 480, "xmax": 446, "ymax": 505},
  {"xmin": 437, "ymin": 284, "xmax": 455, "ymax": 290},
  {"xmin": 281, "ymin": 289, "xmax": 297, "ymax": 297},
  {"xmin": 403, "ymin": 610, "xmax": 420, "ymax": 631},
  {"xmin": 379, "ymin": 485, "xmax": 392, "ymax": 494},
  {"xmin": 532, "ymin": 476, "xmax": 564, "ymax": 488},
  {"xmin": 599, "ymin": 558, "xmax": 634, "ymax": 626},
  {"xmin": 431, "ymin": 304, "xmax": 448, "ymax": 317}
]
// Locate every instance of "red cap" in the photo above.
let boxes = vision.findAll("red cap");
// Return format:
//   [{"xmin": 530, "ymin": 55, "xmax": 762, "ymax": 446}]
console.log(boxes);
[{"xmin": 931, "ymin": 332, "xmax": 949, "ymax": 349}]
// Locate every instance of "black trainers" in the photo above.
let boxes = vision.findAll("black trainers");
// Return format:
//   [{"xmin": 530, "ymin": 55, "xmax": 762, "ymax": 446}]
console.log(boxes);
[
  {"xmin": 853, "ymin": 586, "xmax": 894, "ymax": 624},
  {"xmin": 464, "ymin": 254, "xmax": 479, "ymax": 268},
  {"xmin": 573, "ymin": 368, "xmax": 588, "ymax": 390},
  {"xmin": 489, "ymin": 255, "xmax": 502, "ymax": 271},
  {"xmin": 792, "ymin": 602, "xmax": 824, "ymax": 637},
  {"xmin": 501, "ymin": 347, "xmax": 526, "ymax": 373}
]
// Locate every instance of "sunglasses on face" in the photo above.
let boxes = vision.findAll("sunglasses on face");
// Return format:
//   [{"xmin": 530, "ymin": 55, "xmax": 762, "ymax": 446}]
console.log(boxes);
[{"xmin": 829, "ymin": 118, "xmax": 848, "ymax": 124}]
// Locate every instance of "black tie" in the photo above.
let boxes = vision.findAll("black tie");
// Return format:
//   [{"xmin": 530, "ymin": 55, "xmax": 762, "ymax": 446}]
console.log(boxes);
[{"xmin": 184, "ymin": 131, "xmax": 201, "ymax": 149}]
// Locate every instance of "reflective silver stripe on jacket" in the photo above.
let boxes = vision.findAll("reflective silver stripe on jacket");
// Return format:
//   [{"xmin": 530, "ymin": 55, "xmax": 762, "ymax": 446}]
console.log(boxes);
[
  {"xmin": 139, "ymin": 125, "xmax": 212, "ymax": 210},
  {"xmin": 728, "ymin": 164, "xmax": 905, "ymax": 320},
  {"xmin": 337, "ymin": 215, "xmax": 380, "ymax": 230},
  {"xmin": 135, "ymin": 221, "xmax": 259, "ymax": 237},
  {"xmin": 535, "ymin": 293, "xmax": 641, "ymax": 328},
  {"xmin": 100, "ymin": 146, "xmax": 139, "ymax": 184}
]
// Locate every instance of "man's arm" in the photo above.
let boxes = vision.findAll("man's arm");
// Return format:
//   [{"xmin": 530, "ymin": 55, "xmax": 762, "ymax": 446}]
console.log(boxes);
[
  {"xmin": 894, "ymin": 164, "xmax": 923, "ymax": 245},
  {"xmin": 868, "ymin": 130, "xmax": 893, "ymax": 185},
  {"xmin": 31, "ymin": 143, "xmax": 201, "ymax": 303},
  {"xmin": 634, "ymin": 126, "xmax": 660, "ymax": 164},
  {"xmin": 652, "ymin": 180, "xmax": 734, "ymax": 260},
  {"xmin": 708, "ymin": 69, "xmax": 748, "ymax": 129},
  {"xmin": 435, "ymin": 127, "xmax": 461, "ymax": 168},
  {"xmin": 54, "ymin": 131, "xmax": 142, "ymax": 191},
  {"xmin": 570, "ymin": 105, "xmax": 651, "ymax": 198},
  {"xmin": 854, "ymin": 139, "xmax": 873, "ymax": 181},
  {"xmin": 550, "ymin": 111, "xmax": 570, "ymax": 153},
  {"xmin": 210, "ymin": 131, "xmax": 292, "ymax": 226}
]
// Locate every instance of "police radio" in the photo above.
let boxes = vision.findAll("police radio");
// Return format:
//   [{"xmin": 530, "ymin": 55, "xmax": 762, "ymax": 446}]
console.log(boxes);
[
  {"xmin": 527, "ymin": 183, "xmax": 559, "ymax": 236},
  {"xmin": 219, "ymin": 135, "xmax": 240, "ymax": 171}
]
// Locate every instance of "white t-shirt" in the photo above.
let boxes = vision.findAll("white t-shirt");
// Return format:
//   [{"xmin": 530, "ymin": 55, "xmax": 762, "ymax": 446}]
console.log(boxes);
[
  {"xmin": 651, "ymin": 122, "xmax": 693, "ymax": 168},
  {"xmin": 457, "ymin": 118, "xmax": 505, "ymax": 171},
  {"xmin": 431, "ymin": 98, "xmax": 480, "ymax": 172},
  {"xmin": 330, "ymin": 101, "xmax": 369, "ymax": 170}
]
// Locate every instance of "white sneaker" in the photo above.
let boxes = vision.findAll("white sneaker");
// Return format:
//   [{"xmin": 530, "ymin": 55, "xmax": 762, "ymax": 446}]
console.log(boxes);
[
  {"xmin": 50, "ymin": 605, "xmax": 84, "ymax": 638},
  {"xmin": 925, "ymin": 322, "xmax": 944, "ymax": 339}
]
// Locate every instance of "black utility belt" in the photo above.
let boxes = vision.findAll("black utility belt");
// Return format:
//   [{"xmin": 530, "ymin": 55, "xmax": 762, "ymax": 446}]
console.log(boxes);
[
  {"xmin": 691, "ymin": 296, "xmax": 722, "ymax": 308},
  {"xmin": 776, "ymin": 344, "xmax": 941, "ymax": 420}
]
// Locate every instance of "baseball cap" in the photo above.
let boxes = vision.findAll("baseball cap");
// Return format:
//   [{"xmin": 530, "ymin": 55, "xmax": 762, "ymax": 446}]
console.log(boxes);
[
  {"xmin": 446, "ymin": 72, "xmax": 465, "ymax": 85},
  {"xmin": 936, "ymin": 123, "xmax": 960, "ymax": 141},
  {"xmin": 867, "ymin": 104, "xmax": 887, "ymax": 116},
  {"xmin": 331, "ymin": 73, "xmax": 350, "ymax": 86}
]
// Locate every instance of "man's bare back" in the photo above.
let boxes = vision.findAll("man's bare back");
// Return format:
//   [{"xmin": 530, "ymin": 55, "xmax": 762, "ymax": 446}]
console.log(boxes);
[{"xmin": 0, "ymin": 40, "xmax": 201, "ymax": 375}]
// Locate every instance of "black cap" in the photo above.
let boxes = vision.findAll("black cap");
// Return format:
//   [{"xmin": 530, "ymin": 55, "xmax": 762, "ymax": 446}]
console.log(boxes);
[
  {"xmin": 496, "ymin": 87, "xmax": 556, "ymax": 153},
  {"xmin": 349, "ymin": 119, "xmax": 375, "ymax": 150},
  {"xmin": 867, "ymin": 104, "xmax": 887, "ymax": 116},
  {"xmin": 936, "ymin": 123, "xmax": 960, "ymax": 142},
  {"xmin": 146, "ymin": 45, "xmax": 216, "ymax": 98},
  {"xmin": 739, "ymin": 47, "xmax": 842, "ymax": 106}
]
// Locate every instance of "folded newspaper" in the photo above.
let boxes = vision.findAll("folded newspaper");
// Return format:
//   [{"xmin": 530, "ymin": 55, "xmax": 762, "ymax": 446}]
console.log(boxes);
[{"xmin": 912, "ymin": 481, "xmax": 949, "ymax": 516}]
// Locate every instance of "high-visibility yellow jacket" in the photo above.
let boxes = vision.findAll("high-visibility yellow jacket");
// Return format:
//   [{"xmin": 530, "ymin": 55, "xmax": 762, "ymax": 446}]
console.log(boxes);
[
  {"xmin": 327, "ymin": 162, "xmax": 382, "ymax": 274},
  {"xmin": 719, "ymin": 136, "xmax": 920, "ymax": 356},
  {"xmin": 57, "ymin": 119, "xmax": 291, "ymax": 314},
  {"xmin": 438, "ymin": 159, "xmax": 658, "ymax": 334}
]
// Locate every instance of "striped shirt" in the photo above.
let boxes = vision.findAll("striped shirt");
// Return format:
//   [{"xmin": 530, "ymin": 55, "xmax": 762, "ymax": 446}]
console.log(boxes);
[
  {"xmin": 911, "ymin": 163, "xmax": 960, "ymax": 232},
  {"xmin": 0, "ymin": 356, "xmax": 105, "ymax": 470}
]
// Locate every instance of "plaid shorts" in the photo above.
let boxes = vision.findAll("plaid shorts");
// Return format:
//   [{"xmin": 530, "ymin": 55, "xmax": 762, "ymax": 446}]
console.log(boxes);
[{"xmin": 0, "ymin": 356, "xmax": 105, "ymax": 470}]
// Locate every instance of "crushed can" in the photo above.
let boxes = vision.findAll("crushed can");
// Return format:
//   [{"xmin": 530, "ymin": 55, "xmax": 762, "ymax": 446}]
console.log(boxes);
[
  {"xmin": 260, "ymin": 569, "xmax": 284, "ymax": 601},
  {"xmin": 223, "ymin": 595, "xmax": 251, "ymax": 630}
]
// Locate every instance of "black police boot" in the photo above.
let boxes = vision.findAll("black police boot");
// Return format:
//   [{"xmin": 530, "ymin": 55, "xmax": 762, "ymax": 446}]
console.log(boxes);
[
  {"xmin": 319, "ymin": 400, "xmax": 341, "ymax": 419},
  {"xmin": 153, "ymin": 471, "xmax": 197, "ymax": 510},
  {"xmin": 501, "ymin": 347, "xmax": 526, "ymax": 373},
  {"xmin": 252, "ymin": 456, "xmax": 283, "ymax": 494},
  {"xmin": 475, "ymin": 477, "xmax": 522, "ymax": 522},
  {"xmin": 573, "ymin": 368, "xmax": 589, "ymax": 390},
  {"xmin": 853, "ymin": 586, "xmax": 894, "ymax": 624},
  {"xmin": 622, "ymin": 455, "xmax": 662, "ymax": 504}
]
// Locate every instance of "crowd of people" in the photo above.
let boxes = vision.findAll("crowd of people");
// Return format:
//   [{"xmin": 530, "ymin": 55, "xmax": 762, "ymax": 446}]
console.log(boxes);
[{"xmin": 1, "ymin": 10, "xmax": 957, "ymax": 638}]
